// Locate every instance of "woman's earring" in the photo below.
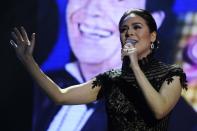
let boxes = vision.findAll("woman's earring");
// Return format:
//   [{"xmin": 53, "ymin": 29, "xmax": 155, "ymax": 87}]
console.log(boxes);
[{"xmin": 151, "ymin": 43, "xmax": 154, "ymax": 49}]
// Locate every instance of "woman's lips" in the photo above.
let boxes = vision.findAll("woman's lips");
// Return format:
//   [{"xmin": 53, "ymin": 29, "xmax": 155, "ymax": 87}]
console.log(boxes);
[{"xmin": 78, "ymin": 23, "xmax": 113, "ymax": 39}]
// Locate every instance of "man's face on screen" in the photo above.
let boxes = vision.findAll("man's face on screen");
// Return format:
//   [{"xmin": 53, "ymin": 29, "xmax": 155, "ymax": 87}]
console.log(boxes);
[{"xmin": 66, "ymin": 0, "xmax": 146, "ymax": 64}]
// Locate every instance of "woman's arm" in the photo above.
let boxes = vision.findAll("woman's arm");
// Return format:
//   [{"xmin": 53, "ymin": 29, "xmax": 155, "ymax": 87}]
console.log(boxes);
[
  {"xmin": 123, "ymin": 44, "xmax": 182, "ymax": 120},
  {"xmin": 25, "ymin": 57, "xmax": 100, "ymax": 105},
  {"xmin": 132, "ymin": 65, "xmax": 182, "ymax": 119},
  {"xmin": 10, "ymin": 27, "xmax": 101, "ymax": 105}
]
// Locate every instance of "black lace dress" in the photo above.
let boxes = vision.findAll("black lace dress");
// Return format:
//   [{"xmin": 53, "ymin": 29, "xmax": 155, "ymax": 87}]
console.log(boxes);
[{"xmin": 92, "ymin": 54, "xmax": 187, "ymax": 131}]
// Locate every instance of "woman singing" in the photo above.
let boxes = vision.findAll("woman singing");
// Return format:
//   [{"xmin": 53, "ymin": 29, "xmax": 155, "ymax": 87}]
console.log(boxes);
[{"xmin": 10, "ymin": 9, "xmax": 187, "ymax": 131}]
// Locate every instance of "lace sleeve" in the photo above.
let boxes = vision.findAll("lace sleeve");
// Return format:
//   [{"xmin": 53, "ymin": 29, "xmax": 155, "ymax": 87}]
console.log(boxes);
[
  {"xmin": 165, "ymin": 66, "xmax": 188, "ymax": 90},
  {"xmin": 92, "ymin": 71, "xmax": 110, "ymax": 100}
]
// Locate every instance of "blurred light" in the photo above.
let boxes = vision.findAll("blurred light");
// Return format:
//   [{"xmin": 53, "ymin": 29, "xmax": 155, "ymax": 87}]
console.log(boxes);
[
  {"xmin": 174, "ymin": 0, "xmax": 197, "ymax": 13},
  {"xmin": 185, "ymin": 37, "xmax": 197, "ymax": 65}
]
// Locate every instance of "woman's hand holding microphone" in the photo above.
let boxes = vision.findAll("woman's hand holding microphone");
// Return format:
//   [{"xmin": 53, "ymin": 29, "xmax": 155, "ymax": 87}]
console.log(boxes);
[{"xmin": 121, "ymin": 39, "xmax": 139, "ymax": 68}]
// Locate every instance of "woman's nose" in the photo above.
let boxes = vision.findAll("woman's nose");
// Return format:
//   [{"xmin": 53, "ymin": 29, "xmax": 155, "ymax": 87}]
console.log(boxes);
[{"xmin": 126, "ymin": 28, "xmax": 134, "ymax": 37}]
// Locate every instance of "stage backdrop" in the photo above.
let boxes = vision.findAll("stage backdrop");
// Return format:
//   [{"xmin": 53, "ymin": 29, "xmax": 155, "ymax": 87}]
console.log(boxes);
[{"xmin": 33, "ymin": 0, "xmax": 197, "ymax": 131}]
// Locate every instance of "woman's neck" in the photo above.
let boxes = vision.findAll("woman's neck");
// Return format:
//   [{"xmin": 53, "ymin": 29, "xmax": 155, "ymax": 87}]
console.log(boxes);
[{"xmin": 138, "ymin": 50, "xmax": 152, "ymax": 60}]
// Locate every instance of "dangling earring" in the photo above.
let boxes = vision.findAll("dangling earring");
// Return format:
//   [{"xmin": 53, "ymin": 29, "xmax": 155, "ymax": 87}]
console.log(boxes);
[{"xmin": 151, "ymin": 43, "xmax": 154, "ymax": 49}]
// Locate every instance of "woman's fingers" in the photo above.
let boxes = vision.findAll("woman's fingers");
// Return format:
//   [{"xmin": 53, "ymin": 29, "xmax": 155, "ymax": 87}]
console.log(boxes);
[
  {"xmin": 10, "ymin": 26, "xmax": 36, "ymax": 63},
  {"xmin": 122, "ymin": 48, "xmax": 137, "ymax": 53},
  {"xmin": 10, "ymin": 40, "xmax": 18, "ymax": 48},
  {"xmin": 10, "ymin": 27, "xmax": 35, "ymax": 53},
  {"xmin": 11, "ymin": 31, "xmax": 21, "ymax": 46},
  {"xmin": 122, "ymin": 45, "xmax": 135, "ymax": 60},
  {"xmin": 121, "ymin": 48, "xmax": 137, "ymax": 60},
  {"xmin": 14, "ymin": 27, "xmax": 24, "ymax": 41},
  {"xmin": 11, "ymin": 27, "xmax": 31, "ymax": 46},
  {"xmin": 29, "ymin": 33, "xmax": 36, "ymax": 53},
  {"xmin": 124, "ymin": 43, "xmax": 135, "ymax": 49},
  {"xmin": 21, "ymin": 26, "xmax": 29, "ymax": 43}
]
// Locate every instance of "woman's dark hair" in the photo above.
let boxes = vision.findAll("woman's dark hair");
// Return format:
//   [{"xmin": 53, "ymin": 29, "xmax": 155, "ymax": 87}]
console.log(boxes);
[{"xmin": 119, "ymin": 9, "xmax": 159, "ymax": 52}]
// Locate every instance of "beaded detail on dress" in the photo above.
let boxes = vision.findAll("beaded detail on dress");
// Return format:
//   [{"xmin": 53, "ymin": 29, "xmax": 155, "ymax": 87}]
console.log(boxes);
[{"xmin": 92, "ymin": 54, "xmax": 187, "ymax": 131}]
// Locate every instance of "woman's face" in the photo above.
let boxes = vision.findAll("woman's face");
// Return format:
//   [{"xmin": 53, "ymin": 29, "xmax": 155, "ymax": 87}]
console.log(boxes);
[
  {"xmin": 66, "ymin": 0, "xmax": 146, "ymax": 64},
  {"xmin": 120, "ymin": 14, "xmax": 156, "ymax": 58}
]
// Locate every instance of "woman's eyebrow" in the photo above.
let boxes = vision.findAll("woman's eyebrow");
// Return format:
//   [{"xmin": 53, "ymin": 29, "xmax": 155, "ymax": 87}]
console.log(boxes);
[
  {"xmin": 121, "ymin": 25, "xmax": 128, "ymax": 28},
  {"xmin": 132, "ymin": 22, "xmax": 143, "ymax": 26},
  {"xmin": 122, "ymin": 22, "xmax": 143, "ymax": 27}
]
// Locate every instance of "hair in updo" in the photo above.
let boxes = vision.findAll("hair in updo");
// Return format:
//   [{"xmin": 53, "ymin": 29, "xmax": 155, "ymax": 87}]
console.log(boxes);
[{"xmin": 119, "ymin": 9, "xmax": 159, "ymax": 52}]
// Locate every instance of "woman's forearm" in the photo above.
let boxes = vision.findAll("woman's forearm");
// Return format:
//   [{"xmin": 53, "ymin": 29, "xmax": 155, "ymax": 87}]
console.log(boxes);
[
  {"xmin": 24, "ymin": 57, "xmax": 64, "ymax": 104},
  {"xmin": 132, "ymin": 66, "xmax": 168, "ymax": 119},
  {"xmin": 10, "ymin": 27, "xmax": 78, "ymax": 105}
]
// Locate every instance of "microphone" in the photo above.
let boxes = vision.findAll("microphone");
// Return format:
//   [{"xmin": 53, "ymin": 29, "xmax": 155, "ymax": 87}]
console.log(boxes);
[
  {"xmin": 123, "ymin": 39, "xmax": 136, "ymax": 66},
  {"xmin": 126, "ymin": 38, "xmax": 136, "ymax": 45}
]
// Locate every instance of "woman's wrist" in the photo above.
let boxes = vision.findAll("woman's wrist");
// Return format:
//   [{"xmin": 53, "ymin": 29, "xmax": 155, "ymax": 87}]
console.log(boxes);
[
  {"xmin": 22, "ymin": 56, "xmax": 37, "ymax": 69},
  {"xmin": 130, "ymin": 61, "xmax": 140, "ymax": 69},
  {"xmin": 130, "ymin": 64, "xmax": 141, "ymax": 74}
]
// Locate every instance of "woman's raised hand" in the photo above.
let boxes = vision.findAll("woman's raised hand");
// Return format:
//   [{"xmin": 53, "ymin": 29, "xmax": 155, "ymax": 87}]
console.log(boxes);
[{"xmin": 10, "ymin": 26, "xmax": 35, "ymax": 64}]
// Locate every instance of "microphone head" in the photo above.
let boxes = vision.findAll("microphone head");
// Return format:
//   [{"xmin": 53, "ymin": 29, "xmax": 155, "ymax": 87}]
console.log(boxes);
[{"xmin": 126, "ymin": 38, "xmax": 137, "ymax": 45}]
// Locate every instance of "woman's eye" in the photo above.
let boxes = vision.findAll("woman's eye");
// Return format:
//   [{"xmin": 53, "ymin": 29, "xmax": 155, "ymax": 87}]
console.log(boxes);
[
  {"xmin": 120, "ymin": 27, "xmax": 127, "ymax": 33},
  {"xmin": 133, "ymin": 25, "xmax": 141, "ymax": 30}
]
